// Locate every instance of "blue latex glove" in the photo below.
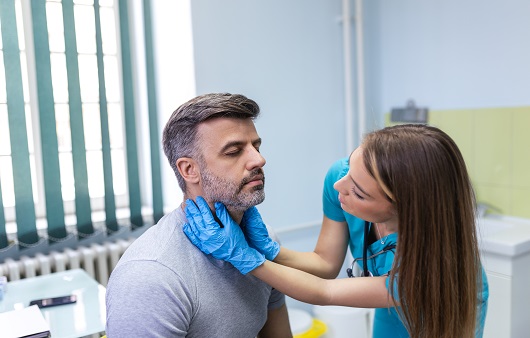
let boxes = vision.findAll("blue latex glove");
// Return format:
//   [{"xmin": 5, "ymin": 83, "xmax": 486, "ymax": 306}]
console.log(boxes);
[
  {"xmin": 183, "ymin": 196, "xmax": 265, "ymax": 275},
  {"xmin": 242, "ymin": 207, "xmax": 280, "ymax": 261}
]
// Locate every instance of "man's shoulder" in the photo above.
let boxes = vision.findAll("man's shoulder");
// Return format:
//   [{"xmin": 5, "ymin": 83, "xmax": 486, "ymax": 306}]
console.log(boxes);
[
  {"xmin": 108, "ymin": 208, "xmax": 201, "ymax": 296},
  {"xmin": 114, "ymin": 208, "xmax": 191, "ymax": 267}
]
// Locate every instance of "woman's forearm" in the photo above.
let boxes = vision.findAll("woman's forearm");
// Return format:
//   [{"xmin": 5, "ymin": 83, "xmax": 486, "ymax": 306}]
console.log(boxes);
[
  {"xmin": 273, "ymin": 247, "xmax": 341, "ymax": 279},
  {"xmin": 251, "ymin": 260, "xmax": 393, "ymax": 308},
  {"xmin": 272, "ymin": 218, "xmax": 350, "ymax": 279},
  {"xmin": 252, "ymin": 260, "xmax": 331, "ymax": 305}
]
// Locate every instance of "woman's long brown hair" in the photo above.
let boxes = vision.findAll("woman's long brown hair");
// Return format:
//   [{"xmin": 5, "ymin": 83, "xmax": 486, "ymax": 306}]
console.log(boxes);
[{"xmin": 362, "ymin": 124, "xmax": 482, "ymax": 338}]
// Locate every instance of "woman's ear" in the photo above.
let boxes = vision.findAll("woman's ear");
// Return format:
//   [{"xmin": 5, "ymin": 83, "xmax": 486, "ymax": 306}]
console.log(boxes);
[{"xmin": 176, "ymin": 157, "xmax": 200, "ymax": 184}]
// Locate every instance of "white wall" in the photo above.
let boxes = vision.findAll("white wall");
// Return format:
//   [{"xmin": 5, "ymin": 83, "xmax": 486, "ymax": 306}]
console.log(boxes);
[
  {"xmin": 148, "ymin": 0, "xmax": 530, "ymax": 248},
  {"xmin": 364, "ymin": 0, "xmax": 530, "ymax": 114},
  {"xmin": 153, "ymin": 0, "xmax": 349, "ymax": 231},
  {"xmin": 150, "ymin": 0, "xmax": 196, "ymax": 212}
]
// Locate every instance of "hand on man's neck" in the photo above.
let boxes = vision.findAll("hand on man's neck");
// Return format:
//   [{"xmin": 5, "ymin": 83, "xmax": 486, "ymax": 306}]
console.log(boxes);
[{"xmin": 182, "ymin": 194, "xmax": 245, "ymax": 225}]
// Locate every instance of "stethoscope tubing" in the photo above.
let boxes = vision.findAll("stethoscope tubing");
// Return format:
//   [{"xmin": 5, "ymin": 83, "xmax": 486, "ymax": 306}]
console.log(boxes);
[
  {"xmin": 347, "ymin": 221, "xmax": 396, "ymax": 278},
  {"xmin": 363, "ymin": 221, "xmax": 370, "ymax": 277}
]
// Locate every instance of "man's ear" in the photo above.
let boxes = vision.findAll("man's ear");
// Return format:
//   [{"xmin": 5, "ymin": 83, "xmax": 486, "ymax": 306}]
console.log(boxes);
[{"xmin": 176, "ymin": 157, "xmax": 200, "ymax": 184}]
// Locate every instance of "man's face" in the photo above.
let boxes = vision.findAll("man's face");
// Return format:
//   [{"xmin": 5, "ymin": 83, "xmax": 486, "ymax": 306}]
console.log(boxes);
[{"xmin": 196, "ymin": 117, "xmax": 266, "ymax": 212}]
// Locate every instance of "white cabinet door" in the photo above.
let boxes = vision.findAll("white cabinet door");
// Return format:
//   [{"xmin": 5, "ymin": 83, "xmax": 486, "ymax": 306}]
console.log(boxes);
[{"xmin": 483, "ymin": 272, "xmax": 511, "ymax": 338}]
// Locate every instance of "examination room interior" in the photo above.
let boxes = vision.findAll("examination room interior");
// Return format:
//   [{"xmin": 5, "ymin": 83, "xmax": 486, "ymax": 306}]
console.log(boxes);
[{"xmin": 0, "ymin": 0, "xmax": 529, "ymax": 338}]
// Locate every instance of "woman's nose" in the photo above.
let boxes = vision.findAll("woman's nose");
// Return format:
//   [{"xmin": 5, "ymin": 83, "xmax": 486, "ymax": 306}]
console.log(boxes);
[{"xmin": 333, "ymin": 175, "xmax": 348, "ymax": 194}]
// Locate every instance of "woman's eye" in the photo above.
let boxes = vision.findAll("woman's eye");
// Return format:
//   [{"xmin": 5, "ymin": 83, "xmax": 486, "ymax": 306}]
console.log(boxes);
[{"xmin": 352, "ymin": 187, "xmax": 365, "ymax": 200}]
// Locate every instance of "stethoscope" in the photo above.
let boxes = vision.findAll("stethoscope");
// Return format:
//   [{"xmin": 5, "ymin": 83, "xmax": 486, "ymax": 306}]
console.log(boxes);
[{"xmin": 346, "ymin": 221, "xmax": 396, "ymax": 278}]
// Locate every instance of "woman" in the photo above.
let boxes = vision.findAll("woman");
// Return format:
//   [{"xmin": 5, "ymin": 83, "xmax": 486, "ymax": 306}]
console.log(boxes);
[{"xmin": 184, "ymin": 124, "xmax": 489, "ymax": 338}]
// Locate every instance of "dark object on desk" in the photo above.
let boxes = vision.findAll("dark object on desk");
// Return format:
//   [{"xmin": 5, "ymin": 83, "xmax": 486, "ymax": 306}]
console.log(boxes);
[
  {"xmin": 24, "ymin": 331, "xmax": 51, "ymax": 338},
  {"xmin": 391, "ymin": 99, "xmax": 428, "ymax": 123},
  {"xmin": 29, "ymin": 295, "xmax": 77, "ymax": 308}
]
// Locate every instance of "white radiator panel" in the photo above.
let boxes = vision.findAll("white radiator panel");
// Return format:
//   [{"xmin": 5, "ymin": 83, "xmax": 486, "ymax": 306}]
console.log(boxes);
[{"xmin": 0, "ymin": 238, "xmax": 135, "ymax": 286}]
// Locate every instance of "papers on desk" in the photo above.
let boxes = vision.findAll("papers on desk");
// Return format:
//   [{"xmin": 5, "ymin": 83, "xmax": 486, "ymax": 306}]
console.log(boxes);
[{"xmin": 0, "ymin": 305, "xmax": 50, "ymax": 338}]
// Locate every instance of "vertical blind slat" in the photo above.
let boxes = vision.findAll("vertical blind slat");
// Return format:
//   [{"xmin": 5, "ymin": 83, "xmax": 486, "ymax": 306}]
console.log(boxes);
[
  {"xmin": 119, "ymin": 0, "xmax": 143, "ymax": 229},
  {"xmin": 94, "ymin": 0, "xmax": 118, "ymax": 232},
  {"xmin": 31, "ymin": 0, "xmax": 67, "ymax": 240},
  {"xmin": 143, "ymin": 0, "xmax": 163, "ymax": 223},
  {"xmin": 62, "ymin": 0, "xmax": 94, "ymax": 236},
  {"xmin": 0, "ymin": 178, "xmax": 6, "ymax": 248},
  {"xmin": 0, "ymin": 0, "xmax": 39, "ymax": 246}
]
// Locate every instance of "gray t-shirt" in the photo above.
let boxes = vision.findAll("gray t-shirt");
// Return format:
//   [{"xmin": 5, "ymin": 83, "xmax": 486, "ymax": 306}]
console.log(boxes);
[{"xmin": 105, "ymin": 208, "xmax": 285, "ymax": 337}]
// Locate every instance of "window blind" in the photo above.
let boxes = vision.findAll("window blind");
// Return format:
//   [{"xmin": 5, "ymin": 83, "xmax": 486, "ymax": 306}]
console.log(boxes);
[
  {"xmin": 31, "ymin": 0, "xmax": 67, "ymax": 242},
  {"xmin": 0, "ymin": 0, "xmax": 164, "ymax": 259},
  {"xmin": 143, "ymin": 0, "xmax": 164, "ymax": 224},
  {"xmin": 1, "ymin": 0, "xmax": 39, "ymax": 247},
  {"xmin": 94, "ymin": 0, "xmax": 118, "ymax": 232},
  {"xmin": 119, "ymin": 0, "xmax": 142, "ymax": 230},
  {"xmin": 62, "ymin": 0, "xmax": 94, "ymax": 238}
]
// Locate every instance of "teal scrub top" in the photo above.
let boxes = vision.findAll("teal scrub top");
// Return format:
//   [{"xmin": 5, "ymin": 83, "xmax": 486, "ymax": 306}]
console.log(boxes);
[{"xmin": 322, "ymin": 158, "xmax": 489, "ymax": 338}]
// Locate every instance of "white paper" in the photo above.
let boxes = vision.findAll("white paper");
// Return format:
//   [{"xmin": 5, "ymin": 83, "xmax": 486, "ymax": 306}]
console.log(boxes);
[{"xmin": 0, "ymin": 305, "xmax": 50, "ymax": 338}]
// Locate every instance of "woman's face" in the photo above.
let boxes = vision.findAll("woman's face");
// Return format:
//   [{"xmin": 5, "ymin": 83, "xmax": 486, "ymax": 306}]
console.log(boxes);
[{"xmin": 334, "ymin": 147, "xmax": 398, "ymax": 226}]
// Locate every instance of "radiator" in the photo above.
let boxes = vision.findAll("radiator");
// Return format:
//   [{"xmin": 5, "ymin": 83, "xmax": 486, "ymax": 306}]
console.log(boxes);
[{"xmin": 0, "ymin": 238, "xmax": 135, "ymax": 286}]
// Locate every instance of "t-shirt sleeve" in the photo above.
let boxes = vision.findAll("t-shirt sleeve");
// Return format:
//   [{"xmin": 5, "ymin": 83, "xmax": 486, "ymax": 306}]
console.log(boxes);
[
  {"xmin": 265, "ymin": 225, "xmax": 286, "ymax": 310},
  {"xmin": 323, "ymin": 158, "xmax": 349, "ymax": 222},
  {"xmin": 106, "ymin": 260, "xmax": 193, "ymax": 337},
  {"xmin": 267, "ymin": 287, "xmax": 286, "ymax": 310}
]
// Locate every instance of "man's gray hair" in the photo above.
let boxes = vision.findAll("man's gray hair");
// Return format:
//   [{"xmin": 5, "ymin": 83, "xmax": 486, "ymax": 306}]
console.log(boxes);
[{"xmin": 162, "ymin": 93, "xmax": 261, "ymax": 192}]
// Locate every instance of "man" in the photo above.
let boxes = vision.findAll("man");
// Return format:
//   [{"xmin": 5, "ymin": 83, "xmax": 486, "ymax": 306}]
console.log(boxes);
[{"xmin": 105, "ymin": 93, "xmax": 292, "ymax": 337}]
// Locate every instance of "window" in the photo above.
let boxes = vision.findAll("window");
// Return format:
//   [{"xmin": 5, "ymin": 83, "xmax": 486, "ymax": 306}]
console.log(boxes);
[
  {"xmin": 0, "ymin": 0, "xmax": 163, "ymax": 254},
  {"xmin": 1, "ymin": 0, "xmax": 126, "ymax": 233}
]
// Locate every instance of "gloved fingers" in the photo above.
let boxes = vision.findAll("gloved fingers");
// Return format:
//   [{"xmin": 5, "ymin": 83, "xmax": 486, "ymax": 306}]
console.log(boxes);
[
  {"xmin": 185, "ymin": 199, "xmax": 224, "ymax": 249},
  {"xmin": 214, "ymin": 201, "xmax": 236, "ymax": 228},
  {"xmin": 182, "ymin": 222, "xmax": 198, "ymax": 245},
  {"xmin": 183, "ymin": 222, "xmax": 210, "ymax": 254},
  {"xmin": 184, "ymin": 199, "xmax": 205, "ymax": 230},
  {"xmin": 195, "ymin": 196, "xmax": 221, "ymax": 228},
  {"xmin": 185, "ymin": 197, "xmax": 217, "ymax": 231},
  {"xmin": 183, "ymin": 210, "xmax": 216, "ymax": 253},
  {"xmin": 184, "ymin": 208, "xmax": 226, "ymax": 255},
  {"xmin": 243, "ymin": 207, "xmax": 268, "ymax": 235},
  {"xmin": 241, "ymin": 207, "xmax": 279, "ymax": 261},
  {"xmin": 242, "ymin": 206, "xmax": 263, "ymax": 226}
]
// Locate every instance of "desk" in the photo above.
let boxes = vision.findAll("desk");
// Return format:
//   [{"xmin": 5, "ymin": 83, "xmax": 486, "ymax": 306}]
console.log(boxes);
[{"xmin": 0, "ymin": 269, "xmax": 106, "ymax": 338}]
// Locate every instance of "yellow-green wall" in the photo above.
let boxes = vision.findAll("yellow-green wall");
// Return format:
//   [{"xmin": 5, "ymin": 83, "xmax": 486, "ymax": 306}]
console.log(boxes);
[{"xmin": 386, "ymin": 107, "xmax": 530, "ymax": 218}]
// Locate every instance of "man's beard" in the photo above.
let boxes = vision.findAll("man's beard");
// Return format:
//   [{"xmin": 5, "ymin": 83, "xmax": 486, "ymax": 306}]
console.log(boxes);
[{"xmin": 199, "ymin": 167, "xmax": 265, "ymax": 212}]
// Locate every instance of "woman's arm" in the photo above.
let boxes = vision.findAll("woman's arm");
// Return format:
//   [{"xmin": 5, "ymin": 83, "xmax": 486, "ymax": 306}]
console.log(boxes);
[
  {"xmin": 184, "ymin": 198, "xmax": 393, "ymax": 309},
  {"xmin": 252, "ymin": 260, "xmax": 393, "ymax": 308},
  {"xmin": 273, "ymin": 216, "xmax": 350, "ymax": 279}
]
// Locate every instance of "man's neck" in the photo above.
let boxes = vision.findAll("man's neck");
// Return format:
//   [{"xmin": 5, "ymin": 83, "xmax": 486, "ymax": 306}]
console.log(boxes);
[{"xmin": 182, "ymin": 195, "xmax": 244, "ymax": 225}]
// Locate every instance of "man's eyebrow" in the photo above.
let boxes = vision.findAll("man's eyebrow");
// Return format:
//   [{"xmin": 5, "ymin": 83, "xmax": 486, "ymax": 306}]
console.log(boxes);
[
  {"xmin": 220, "ymin": 141, "xmax": 244, "ymax": 153},
  {"xmin": 351, "ymin": 177, "xmax": 372, "ymax": 198}
]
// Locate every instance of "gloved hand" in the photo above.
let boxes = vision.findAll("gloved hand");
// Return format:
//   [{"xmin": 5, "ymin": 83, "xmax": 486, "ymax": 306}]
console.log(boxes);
[
  {"xmin": 242, "ymin": 207, "xmax": 280, "ymax": 261},
  {"xmin": 183, "ymin": 196, "xmax": 265, "ymax": 275}
]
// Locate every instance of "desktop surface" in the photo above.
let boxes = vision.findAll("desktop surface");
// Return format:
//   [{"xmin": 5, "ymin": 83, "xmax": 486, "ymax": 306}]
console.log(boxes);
[{"xmin": 0, "ymin": 269, "xmax": 106, "ymax": 338}]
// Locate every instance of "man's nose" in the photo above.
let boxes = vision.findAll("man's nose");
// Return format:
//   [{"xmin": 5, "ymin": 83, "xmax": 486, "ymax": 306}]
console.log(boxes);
[{"xmin": 246, "ymin": 147, "xmax": 266, "ymax": 170}]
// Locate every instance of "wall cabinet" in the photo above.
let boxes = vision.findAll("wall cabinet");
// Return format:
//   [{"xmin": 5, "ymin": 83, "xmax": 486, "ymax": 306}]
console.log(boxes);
[{"xmin": 479, "ymin": 216, "xmax": 530, "ymax": 338}]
